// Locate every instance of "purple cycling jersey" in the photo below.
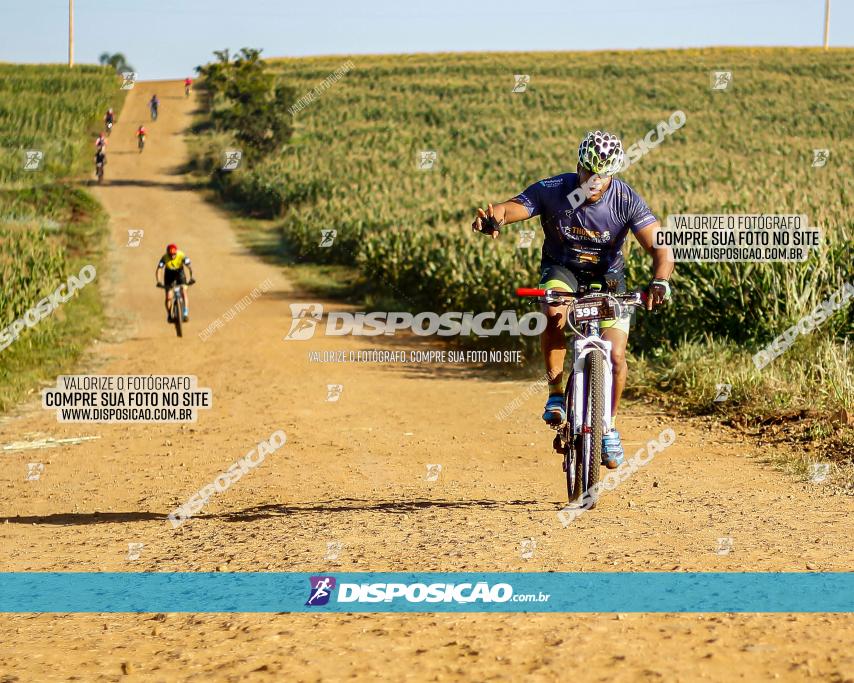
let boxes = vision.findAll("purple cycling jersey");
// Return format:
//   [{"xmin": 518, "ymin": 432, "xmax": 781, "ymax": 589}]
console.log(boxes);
[{"xmin": 512, "ymin": 173, "xmax": 657, "ymax": 275}]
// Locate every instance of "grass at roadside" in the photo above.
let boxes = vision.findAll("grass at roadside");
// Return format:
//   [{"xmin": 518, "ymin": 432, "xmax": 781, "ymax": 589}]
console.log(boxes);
[
  {"xmin": 0, "ymin": 187, "xmax": 109, "ymax": 412},
  {"xmin": 0, "ymin": 65, "xmax": 122, "ymax": 413},
  {"xmin": 226, "ymin": 216, "xmax": 358, "ymax": 301},
  {"xmin": 630, "ymin": 335, "xmax": 854, "ymax": 487}
]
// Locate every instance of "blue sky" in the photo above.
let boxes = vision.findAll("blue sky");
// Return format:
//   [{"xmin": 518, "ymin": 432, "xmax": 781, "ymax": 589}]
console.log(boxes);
[{"xmin": 1, "ymin": 0, "xmax": 851, "ymax": 79}]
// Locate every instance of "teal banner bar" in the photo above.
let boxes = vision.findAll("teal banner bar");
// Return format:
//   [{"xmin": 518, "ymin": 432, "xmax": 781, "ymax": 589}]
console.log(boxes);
[{"xmin": 1, "ymin": 573, "xmax": 851, "ymax": 613}]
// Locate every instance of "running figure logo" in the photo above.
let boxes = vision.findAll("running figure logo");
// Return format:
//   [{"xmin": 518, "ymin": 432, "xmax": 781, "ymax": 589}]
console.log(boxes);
[
  {"xmin": 713, "ymin": 383, "xmax": 732, "ymax": 402},
  {"xmin": 809, "ymin": 463, "xmax": 830, "ymax": 483},
  {"xmin": 284, "ymin": 303, "xmax": 323, "ymax": 340},
  {"xmin": 26, "ymin": 463, "xmax": 44, "ymax": 481},
  {"xmin": 418, "ymin": 151, "xmax": 437, "ymax": 170},
  {"xmin": 520, "ymin": 538, "xmax": 536, "ymax": 559},
  {"xmin": 222, "ymin": 150, "xmax": 242, "ymax": 171},
  {"xmin": 305, "ymin": 576, "xmax": 336, "ymax": 606},
  {"xmin": 126, "ymin": 229, "xmax": 144, "ymax": 247},
  {"xmin": 716, "ymin": 537, "xmax": 733, "ymax": 556},
  {"xmin": 710, "ymin": 71, "xmax": 732, "ymax": 91},
  {"xmin": 811, "ymin": 149, "xmax": 830, "ymax": 168},
  {"xmin": 326, "ymin": 384, "xmax": 344, "ymax": 402},
  {"xmin": 325, "ymin": 541, "xmax": 344, "ymax": 560},
  {"xmin": 23, "ymin": 150, "xmax": 43, "ymax": 171},
  {"xmin": 319, "ymin": 229, "xmax": 337, "ymax": 248}
]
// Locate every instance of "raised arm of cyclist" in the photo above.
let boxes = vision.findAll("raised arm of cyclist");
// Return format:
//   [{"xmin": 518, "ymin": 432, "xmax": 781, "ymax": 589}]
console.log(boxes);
[{"xmin": 470, "ymin": 200, "xmax": 530, "ymax": 238}]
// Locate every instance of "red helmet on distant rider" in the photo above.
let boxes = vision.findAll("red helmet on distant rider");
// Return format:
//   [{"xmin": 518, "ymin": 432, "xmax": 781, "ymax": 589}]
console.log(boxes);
[{"xmin": 166, "ymin": 243, "xmax": 178, "ymax": 255}]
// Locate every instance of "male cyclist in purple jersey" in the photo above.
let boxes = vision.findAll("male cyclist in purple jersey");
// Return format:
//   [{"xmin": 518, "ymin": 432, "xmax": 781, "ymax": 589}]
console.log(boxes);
[{"xmin": 472, "ymin": 130, "xmax": 673, "ymax": 469}]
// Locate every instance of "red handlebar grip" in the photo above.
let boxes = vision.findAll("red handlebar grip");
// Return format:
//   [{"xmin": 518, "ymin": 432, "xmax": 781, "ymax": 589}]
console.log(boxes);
[
  {"xmin": 516, "ymin": 288, "xmax": 546, "ymax": 297},
  {"xmin": 639, "ymin": 291, "xmax": 648, "ymax": 304}
]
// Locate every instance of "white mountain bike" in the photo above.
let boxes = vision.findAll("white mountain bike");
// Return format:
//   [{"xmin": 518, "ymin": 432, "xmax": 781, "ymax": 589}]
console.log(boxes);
[{"xmin": 517, "ymin": 284, "xmax": 645, "ymax": 506}]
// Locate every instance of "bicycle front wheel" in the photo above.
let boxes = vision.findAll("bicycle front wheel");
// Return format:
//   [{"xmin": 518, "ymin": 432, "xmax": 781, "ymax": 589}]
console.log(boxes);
[{"xmin": 172, "ymin": 295, "xmax": 183, "ymax": 338}]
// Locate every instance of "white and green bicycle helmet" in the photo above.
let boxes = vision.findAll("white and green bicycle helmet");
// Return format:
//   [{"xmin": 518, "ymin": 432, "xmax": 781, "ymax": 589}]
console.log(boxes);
[{"xmin": 578, "ymin": 130, "xmax": 624, "ymax": 176}]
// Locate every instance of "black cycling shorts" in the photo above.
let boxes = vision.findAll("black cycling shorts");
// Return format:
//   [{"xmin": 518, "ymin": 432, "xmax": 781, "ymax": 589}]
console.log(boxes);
[
  {"xmin": 539, "ymin": 254, "xmax": 626, "ymax": 294},
  {"xmin": 539, "ymin": 254, "xmax": 631, "ymax": 333},
  {"xmin": 163, "ymin": 269, "xmax": 187, "ymax": 288}
]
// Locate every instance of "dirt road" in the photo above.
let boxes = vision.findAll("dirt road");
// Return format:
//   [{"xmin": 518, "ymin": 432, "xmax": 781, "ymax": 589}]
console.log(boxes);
[{"xmin": 0, "ymin": 81, "xmax": 851, "ymax": 682}]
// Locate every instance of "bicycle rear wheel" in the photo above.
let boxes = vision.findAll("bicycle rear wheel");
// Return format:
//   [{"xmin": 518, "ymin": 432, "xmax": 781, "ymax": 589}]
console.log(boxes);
[{"xmin": 585, "ymin": 351, "xmax": 604, "ymax": 501}]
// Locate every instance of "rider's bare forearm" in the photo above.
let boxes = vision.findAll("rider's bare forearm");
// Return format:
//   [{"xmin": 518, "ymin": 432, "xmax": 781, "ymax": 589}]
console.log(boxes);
[
  {"xmin": 491, "ymin": 200, "xmax": 530, "ymax": 226},
  {"xmin": 155, "ymin": 266, "xmax": 163, "ymax": 284},
  {"xmin": 634, "ymin": 222, "xmax": 674, "ymax": 280},
  {"xmin": 651, "ymin": 248, "xmax": 674, "ymax": 281},
  {"xmin": 472, "ymin": 199, "xmax": 531, "ymax": 237}
]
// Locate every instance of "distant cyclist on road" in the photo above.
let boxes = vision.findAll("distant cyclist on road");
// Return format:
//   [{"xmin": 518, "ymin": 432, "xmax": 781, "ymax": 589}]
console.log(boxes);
[
  {"xmin": 136, "ymin": 125, "xmax": 147, "ymax": 152},
  {"xmin": 149, "ymin": 94, "xmax": 159, "ymax": 120},
  {"xmin": 94, "ymin": 132, "xmax": 108, "ymax": 151},
  {"xmin": 94, "ymin": 147, "xmax": 106, "ymax": 178},
  {"xmin": 104, "ymin": 108, "xmax": 115, "ymax": 134},
  {"xmin": 155, "ymin": 243, "xmax": 195, "ymax": 322},
  {"xmin": 184, "ymin": 77, "xmax": 192, "ymax": 97},
  {"xmin": 472, "ymin": 130, "xmax": 673, "ymax": 469}
]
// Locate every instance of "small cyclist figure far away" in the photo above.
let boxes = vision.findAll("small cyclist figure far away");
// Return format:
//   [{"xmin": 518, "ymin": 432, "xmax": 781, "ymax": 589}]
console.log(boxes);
[
  {"xmin": 94, "ymin": 147, "xmax": 106, "ymax": 183},
  {"xmin": 155, "ymin": 243, "xmax": 195, "ymax": 323},
  {"xmin": 472, "ymin": 130, "xmax": 674, "ymax": 470},
  {"xmin": 94, "ymin": 131, "xmax": 108, "ymax": 153}
]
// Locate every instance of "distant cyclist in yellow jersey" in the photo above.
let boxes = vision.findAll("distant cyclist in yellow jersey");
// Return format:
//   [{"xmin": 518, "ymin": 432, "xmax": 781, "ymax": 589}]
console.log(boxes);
[{"xmin": 155, "ymin": 243, "xmax": 195, "ymax": 322}]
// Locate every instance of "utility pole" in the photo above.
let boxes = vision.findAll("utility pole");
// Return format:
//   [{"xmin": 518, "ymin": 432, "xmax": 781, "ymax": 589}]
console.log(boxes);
[
  {"xmin": 68, "ymin": 0, "xmax": 74, "ymax": 67},
  {"xmin": 823, "ymin": 0, "xmax": 830, "ymax": 50}
]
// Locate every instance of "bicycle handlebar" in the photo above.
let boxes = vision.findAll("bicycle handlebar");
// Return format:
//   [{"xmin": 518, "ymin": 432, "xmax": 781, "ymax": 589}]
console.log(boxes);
[{"xmin": 516, "ymin": 287, "xmax": 648, "ymax": 305}]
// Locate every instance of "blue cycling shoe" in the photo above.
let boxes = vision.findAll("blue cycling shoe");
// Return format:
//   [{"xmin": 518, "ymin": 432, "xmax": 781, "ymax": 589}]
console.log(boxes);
[
  {"xmin": 542, "ymin": 394, "xmax": 566, "ymax": 425},
  {"xmin": 602, "ymin": 429, "xmax": 625, "ymax": 469}
]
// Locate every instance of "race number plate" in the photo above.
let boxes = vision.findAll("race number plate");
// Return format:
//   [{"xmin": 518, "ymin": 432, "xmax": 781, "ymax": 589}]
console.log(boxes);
[{"xmin": 572, "ymin": 297, "xmax": 613, "ymax": 322}]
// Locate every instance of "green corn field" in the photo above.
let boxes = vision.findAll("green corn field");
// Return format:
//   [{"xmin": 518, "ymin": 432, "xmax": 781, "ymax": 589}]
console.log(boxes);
[
  {"xmin": 0, "ymin": 65, "xmax": 119, "ymax": 410},
  {"xmin": 0, "ymin": 65, "xmax": 121, "ymax": 185},
  {"xmin": 206, "ymin": 48, "xmax": 852, "ymax": 351}
]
